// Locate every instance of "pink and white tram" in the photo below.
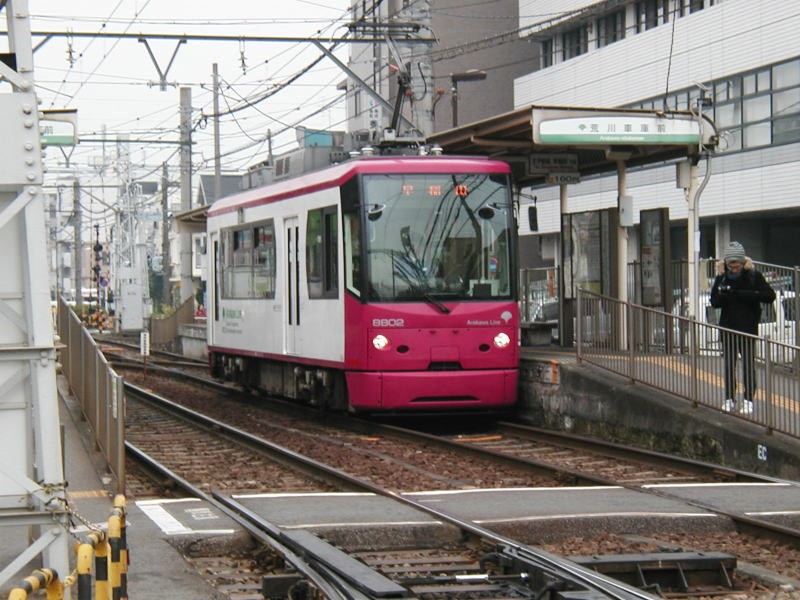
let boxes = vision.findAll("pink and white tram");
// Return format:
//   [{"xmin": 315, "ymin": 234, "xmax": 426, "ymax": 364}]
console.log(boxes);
[{"xmin": 206, "ymin": 154, "xmax": 519, "ymax": 412}]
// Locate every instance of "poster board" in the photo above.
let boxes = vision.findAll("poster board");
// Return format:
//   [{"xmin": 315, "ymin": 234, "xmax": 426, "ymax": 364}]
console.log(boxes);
[{"xmin": 639, "ymin": 208, "xmax": 671, "ymax": 310}]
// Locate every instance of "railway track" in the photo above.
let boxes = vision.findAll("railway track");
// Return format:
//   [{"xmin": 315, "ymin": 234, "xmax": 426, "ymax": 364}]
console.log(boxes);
[
  {"xmin": 96, "ymin": 336, "xmax": 208, "ymax": 371},
  {"xmin": 125, "ymin": 383, "xmax": 659, "ymax": 600},
  {"xmin": 122, "ymin": 378, "xmax": 800, "ymax": 598}
]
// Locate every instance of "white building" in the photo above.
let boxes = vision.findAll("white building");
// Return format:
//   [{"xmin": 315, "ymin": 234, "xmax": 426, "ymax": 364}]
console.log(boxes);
[{"xmin": 514, "ymin": 0, "xmax": 800, "ymax": 268}]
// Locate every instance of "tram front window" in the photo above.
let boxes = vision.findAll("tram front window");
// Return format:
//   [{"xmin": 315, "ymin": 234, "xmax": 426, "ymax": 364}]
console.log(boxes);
[{"xmin": 362, "ymin": 173, "xmax": 513, "ymax": 302}]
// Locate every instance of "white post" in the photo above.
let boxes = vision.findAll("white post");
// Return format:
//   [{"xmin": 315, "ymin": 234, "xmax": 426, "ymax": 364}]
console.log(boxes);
[
  {"xmin": 617, "ymin": 162, "xmax": 629, "ymax": 350},
  {"xmin": 687, "ymin": 162, "xmax": 699, "ymax": 323}
]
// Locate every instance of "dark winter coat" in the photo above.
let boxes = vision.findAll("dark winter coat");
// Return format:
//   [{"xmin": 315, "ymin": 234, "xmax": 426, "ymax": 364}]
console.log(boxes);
[{"xmin": 710, "ymin": 258, "xmax": 776, "ymax": 334}]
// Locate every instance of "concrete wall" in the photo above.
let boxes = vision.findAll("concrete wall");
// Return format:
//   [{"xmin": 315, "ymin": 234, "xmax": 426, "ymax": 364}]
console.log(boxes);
[
  {"xmin": 178, "ymin": 323, "xmax": 208, "ymax": 361},
  {"xmin": 517, "ymin": 355, "xmax": 800, "ymax": 480}
]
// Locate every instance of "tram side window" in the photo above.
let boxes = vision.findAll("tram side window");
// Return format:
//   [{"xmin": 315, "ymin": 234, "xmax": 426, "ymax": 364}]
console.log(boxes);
[
  {"xmin": 307, "ymin": 206, "xmax": 339, "ymax": 299},
  {"xmin": 221, "ymin": 220, "xmax": 276, "ymax": 299},
  {"xmin": 253, "ymin": 223, "xmax": 276, "ymax": 298},
  {"xmin": 343, "ymin": 212, "xmax": 361, "ymax": 297}
]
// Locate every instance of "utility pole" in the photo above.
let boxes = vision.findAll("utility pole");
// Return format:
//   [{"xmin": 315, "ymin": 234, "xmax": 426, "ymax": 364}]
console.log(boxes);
[
  {"xmin": 73, "ymin": 179, "xmax": 83, "ymax": 309},
  {"xmin": 161, "ymin": 162, "xmax": 171, "ymax": 309},
  {"xmin": 179, "ymin": 87, "xmax": 194, "ymax": 303},
  {"xmin": 395, "ymin": 0, "xmax": 434, "ymax": 136},
  {"xmin": 114, "ymin": 137, "xmax": 147, "ymax": 331},
  {"xmin": 212, "ymin": 63, "xmax": 222, "ymax": 202}
]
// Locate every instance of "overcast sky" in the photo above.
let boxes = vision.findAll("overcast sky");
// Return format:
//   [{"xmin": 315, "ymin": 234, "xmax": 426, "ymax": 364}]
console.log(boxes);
[{"xmin": 9, "ymin": 1, "xmax": 352, "ymax": 201}]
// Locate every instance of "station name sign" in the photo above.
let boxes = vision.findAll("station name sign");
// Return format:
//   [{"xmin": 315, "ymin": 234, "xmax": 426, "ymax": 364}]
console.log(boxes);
[
  {"xmin": 40, "ymin": 108, "xmax": 78, "ymax": 147},
  {"xmin": 532, "ymin": 108, "xmax": 702, "ymax": 146}
]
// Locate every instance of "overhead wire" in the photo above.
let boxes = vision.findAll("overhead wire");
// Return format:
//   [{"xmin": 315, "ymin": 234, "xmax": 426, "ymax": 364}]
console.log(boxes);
[
  {"xmin": 44, "ymin": 0, "xmax": 125, "ymax": 108},
  {"xmin": 51, "ymin": 0, "xmax": 154, "ymax": 107},
  {"xmin": 35, "ymin": 3, "xmax": 353, "ymax": 177}
]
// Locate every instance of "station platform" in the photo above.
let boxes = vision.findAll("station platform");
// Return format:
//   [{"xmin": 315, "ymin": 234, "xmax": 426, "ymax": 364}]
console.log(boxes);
[{"xmin": 518, "ymin": 346, "xmax": 800, "ymax": 481}]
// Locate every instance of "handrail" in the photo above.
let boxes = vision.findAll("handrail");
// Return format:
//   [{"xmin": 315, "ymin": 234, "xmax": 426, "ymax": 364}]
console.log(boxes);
[
  {"xmin": 576, "ymin": 288, "xmax": 800, "ymax": 438},
  {"xmin": 56, "ymin": 296, "xmax": 126, "ymax": 493}
]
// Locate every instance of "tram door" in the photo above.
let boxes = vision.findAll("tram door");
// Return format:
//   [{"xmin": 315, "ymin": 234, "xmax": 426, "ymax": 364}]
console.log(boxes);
[{"xmin": 284, "ymin": 217, "xmax": 300, "ymax": 354}]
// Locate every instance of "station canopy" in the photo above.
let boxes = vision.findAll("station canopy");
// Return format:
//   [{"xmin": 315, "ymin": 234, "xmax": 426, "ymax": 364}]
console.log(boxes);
[
  {"xmin": 427, "ymin": 104, "xmax": 716, "ymax": 188},
  {"xmin": 174, "ymin": 204, "xmax": 208, "ymax": 233}
]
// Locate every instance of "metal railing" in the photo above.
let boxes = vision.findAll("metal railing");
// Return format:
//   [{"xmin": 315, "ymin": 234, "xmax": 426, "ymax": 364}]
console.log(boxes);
[
  {"xmin": 523, "ymin": 260, "xmax": 798, "ymax": 343},
  {"xmin": 627, "ymin": 258, "xmax": 799, "ymax": 349},
  {"xmin": 576, "ymin": 288, "xmax": 800, "ymax": 439},
  {"xmin": 57, "ymin": 297, "xmax": 126, "ymax": 492}
]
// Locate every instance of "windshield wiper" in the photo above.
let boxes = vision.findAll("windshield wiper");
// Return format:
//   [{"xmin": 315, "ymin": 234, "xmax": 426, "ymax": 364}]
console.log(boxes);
[{"xmin": 424, "ymin": 293, "xmax": 451, "ymax": 314}]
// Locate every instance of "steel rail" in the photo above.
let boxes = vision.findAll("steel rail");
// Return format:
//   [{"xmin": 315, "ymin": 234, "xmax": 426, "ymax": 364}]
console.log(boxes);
[
  {"xmin": 382, "ymin": 421, "xmax": 800, "ymax": 550},
  {"xmin": 125, "ymin": 384, "xmax": 366, "ymax": 493},
  {"xmin": 372, "ymin": 420, "xmax": 732, "ymax": 488},
  {"xmin": 124, "ymin": 382, "xmax": 655, "ymax": 600},
  {"xmin": 125, "ymin": 442, "xmax": 369, "ymax": 600},
  {"xmin": 495, "ymin": 421, "xmax": 784, "ymax": 484},
  {"xmin": 96, "ymin": 337, "xmax": 207, "ymax": 365}
]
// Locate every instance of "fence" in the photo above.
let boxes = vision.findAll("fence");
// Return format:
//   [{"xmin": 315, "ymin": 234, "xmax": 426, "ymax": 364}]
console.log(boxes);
[
  {"xmin": 627, "ymin": 259, "xmax": 799, "ymax": 348},
  {"xmin": 57, "ymin": 297, "xmax": 126, "ymax": 493},
  {"xmin": 576, "ymin": 289, "xmax": 800, "ymax": 438},
  {"xmin": 519, "ymin": 258, "xmax": 800, "ymax": 349},
  {"xmin": 150, "ymin": 297, "xmax": 195, "ymax": 348}
]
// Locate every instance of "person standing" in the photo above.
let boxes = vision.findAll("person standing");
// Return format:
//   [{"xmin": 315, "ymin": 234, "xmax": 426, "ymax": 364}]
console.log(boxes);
[{"xmin": 710, "ymin": 241, "xmax": 776, "ymax": 414}]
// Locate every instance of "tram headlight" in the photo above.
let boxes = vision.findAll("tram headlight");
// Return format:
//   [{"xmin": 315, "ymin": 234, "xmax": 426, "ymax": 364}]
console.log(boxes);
[
  {"xmin": 493, "ymin": 332, "xmax": 511, "ymax": 348},
  {"xmin": 372, "ymin": 334, "xmax": 390, "ymax": 351}
]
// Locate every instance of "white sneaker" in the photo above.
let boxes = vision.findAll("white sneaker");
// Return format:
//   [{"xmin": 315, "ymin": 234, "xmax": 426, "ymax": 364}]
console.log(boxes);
[
  {"xmin": 740, "ymin": 399, "xmax": 754, "ymax": 414},
  {"xmin": 721, "ymin": 399, "xmax": 736, "ymax": 412}
]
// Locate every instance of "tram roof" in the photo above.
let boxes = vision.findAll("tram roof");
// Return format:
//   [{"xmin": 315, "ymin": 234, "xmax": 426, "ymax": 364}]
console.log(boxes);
[
  {"xmin": 178, "ymin": 155, "xmax": 512, "ymax": 226},
  {"xmin": 426, "ymin": 104, "xmax": 716, "ymax": 188}
]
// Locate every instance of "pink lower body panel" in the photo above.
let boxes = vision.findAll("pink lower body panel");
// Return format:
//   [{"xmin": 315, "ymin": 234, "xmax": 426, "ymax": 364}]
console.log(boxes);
[{"xmin": 346, "ymin": 369, "xmax": 518, "ymax": 411}]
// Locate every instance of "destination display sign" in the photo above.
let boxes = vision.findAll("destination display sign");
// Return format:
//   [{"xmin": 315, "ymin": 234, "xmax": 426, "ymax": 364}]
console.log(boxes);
[{"xmin": 532, "ymin": 108, "xmax": 702, "ymax": 146}]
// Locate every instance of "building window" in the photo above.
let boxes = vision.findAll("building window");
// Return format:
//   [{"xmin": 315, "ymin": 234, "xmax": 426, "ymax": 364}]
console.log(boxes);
[
  {"xmin": 632, "ymin": 57, "xmax": 800, "ymax": 154},
  {"xmin": 541, "ymin": 38, "xmax": 553, "ymax": 68},
  {"xmin": 773, "ymin": 59, "xmax": 800, "ymax": 90},
  {"xmin": 636, "ymin": 0, "xmax": 669, "ymax": 32},
  {"xmin": 597, "ymin": 10, "xmax": 626, "ymax": 47},
  {"xmin": 562, "ymin": 26, "xmax": 588, "ymax": 60},
  {"xmin": 689, "ymin": 0, "xmax": 705, "ymax": 12},
  {"xmin": 715, "ymin": 100, "xmax": 742, "ymax": 151},
  {"xmin": 678, "ymin": 0, "xmax": 705, "ymax": 16}
]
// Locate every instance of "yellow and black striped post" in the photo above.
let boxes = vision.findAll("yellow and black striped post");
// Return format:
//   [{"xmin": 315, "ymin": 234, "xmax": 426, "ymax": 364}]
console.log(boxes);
[
  {"xmin": 8, "ymin": 568, "xmax": 62, "ymax": 600},
  {"xmin": 108, "ymin": 495, "xmax": 128, "ymax": 599},
  {"xmin": 76, "ymin": 529, "xmax": 109, "ymax": 600}
]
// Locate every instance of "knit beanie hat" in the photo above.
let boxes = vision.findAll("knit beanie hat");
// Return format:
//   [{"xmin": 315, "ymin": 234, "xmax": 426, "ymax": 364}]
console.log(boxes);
[{"xmin": 724, "ymin": 241, "xmax": 746, "ymax": 264}]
